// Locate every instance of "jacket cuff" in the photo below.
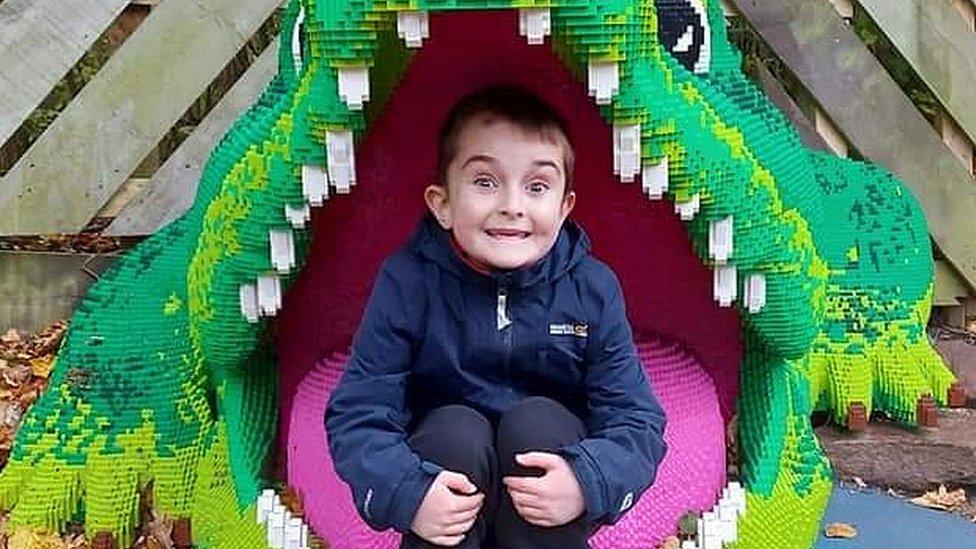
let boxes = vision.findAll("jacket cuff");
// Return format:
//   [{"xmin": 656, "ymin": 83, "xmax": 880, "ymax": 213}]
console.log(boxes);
[
  {"xmin": 557, "ymin": 444, "xmax": 609, "ymax": 525},
  {"xmin": 386, "ymin": 460, "xmax": 444, "ymax": 534}
]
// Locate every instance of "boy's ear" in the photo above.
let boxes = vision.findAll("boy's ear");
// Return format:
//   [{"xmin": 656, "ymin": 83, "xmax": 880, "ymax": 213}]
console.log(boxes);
[
  {"xmin": 560, "ymin": 190, "xmax": 576, "ymax": 221},
  {"xmin": 424, "ymin": 184, "xmax": 452, "ymax": 229}
]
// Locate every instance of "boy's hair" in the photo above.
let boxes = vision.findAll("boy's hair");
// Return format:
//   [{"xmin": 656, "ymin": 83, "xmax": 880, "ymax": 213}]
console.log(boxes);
[{"xmin": 435, "ymin": 85, "xmax": 575, "ymax": 196}]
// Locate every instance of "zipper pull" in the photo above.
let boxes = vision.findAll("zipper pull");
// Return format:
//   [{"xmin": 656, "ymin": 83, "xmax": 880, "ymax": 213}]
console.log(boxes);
[{"xmin": 497, "ymin": 286, "xmax": 512, "ymax": 330}]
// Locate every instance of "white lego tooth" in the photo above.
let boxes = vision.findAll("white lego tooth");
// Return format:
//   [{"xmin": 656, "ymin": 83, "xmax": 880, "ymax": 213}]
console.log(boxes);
[
  {"xmin": 519, "ymin": 8, "xmax": 551, "ymax": 45},
  {"xmin": 337, "ymin": 66, "xmax": 369, "ymax": 110},
  {"xmin": 613, "ymin": 124, "xmax": 641, "ymax": 182},
  {"xmin": 285, "ymin": 516, "xmax": 303, "ymax": 549},
  {"xmin": 709, "ymin": 216, "xmax": 733, "ymax": 263},
  {"xmin": 675, "ymin": 192, "xmax": 700, "ymax": 220},
  {"xmin": 270, "ymin": 229, "xmax": 296, "ymax": 273},
  {"xmin": 701, "ymin": 510, "xmax": 721, "ymax": 549},
  {"xmin": 743, "ymin": 273, "xmax": 766, "ymax": 313},
  {"xmin": 397, "ymin": 11, "xmax": 429, "ymax": 48},
  {"xmin": 239, "ymin": 283, "xmax": 259, "ymax": 323},
  {"xmin": 326, "ymin": 130, "xmax": 356, "ymax": 193},
  {"xmin": 257, "ymin": 274, "xmax": 282, "ymax": 317},
  {"xmin": 642, "ymin": 157, "xmax": 669, "ymax": 199},
  {"xmin": 301, "ymin": 164, "xmax": 329, "ymax": 206},
  {"xmin": 718, "ymin": 500, "xmax": 738, "ymax": 542},
  {"xmin": 713, "ymin": 264, "xmax": 737, "ymax": 307},
  {"xmin": 588, "ymin": 61, "xmax": 619, "ymax": 105},
  {"xmin": 284, "ymin": 203, "xmax": 311, "ymax": 229},
  {"xmin": 268, "ymin": 505, "xmax": 285, "ymax": 548},
  {"xmin": 728, "ymin": 481, "xmax": 747, "ymax": 515},
  {"xmin": 257, "ymin": 489, "xmax": 275, "ymax": 524}
]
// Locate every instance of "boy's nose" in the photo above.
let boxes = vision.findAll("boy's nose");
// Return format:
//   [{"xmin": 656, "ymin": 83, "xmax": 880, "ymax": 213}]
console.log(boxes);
[{"xmin": 498, "ymin": 185, "xmax": 525, "ymax": 217}]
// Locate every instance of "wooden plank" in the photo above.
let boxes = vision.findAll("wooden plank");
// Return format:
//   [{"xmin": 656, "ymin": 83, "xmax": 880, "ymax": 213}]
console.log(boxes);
[
  {"xmin": 0, "ymin": 0, "xmax": 282, "ymax": 235},
  {"xmin": 105, "ymin": 42, "xmax": 279, "ymax": 236},
  {"xmin": 0, "ymin": 0, "xmax": 130, "ymax": 147},
  {"xmin": 0, "ymin": 251, "xmax": 116, "ymax": 332},
  {"xmin": 730, "ymin": 0, "xmax": 976, "ymax": 289},
  {"xmin": 935, "ymin": 260, "xmax": 971, "ymax": 306},
  {"xmin": 859, "ymin": 0, "xmax": 976, "ymax": 147}
]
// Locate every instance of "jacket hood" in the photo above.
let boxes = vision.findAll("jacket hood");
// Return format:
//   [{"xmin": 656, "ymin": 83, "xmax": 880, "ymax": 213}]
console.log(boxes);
[{"xmin": 409, "ymin": 211, "xmax": 592, "ymax": 289}]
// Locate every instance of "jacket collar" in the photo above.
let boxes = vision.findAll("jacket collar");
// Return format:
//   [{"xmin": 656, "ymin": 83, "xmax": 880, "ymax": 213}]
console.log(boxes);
[{"xmin": 410, "ymin": 211, "xmax": 591, "ymax": 289}]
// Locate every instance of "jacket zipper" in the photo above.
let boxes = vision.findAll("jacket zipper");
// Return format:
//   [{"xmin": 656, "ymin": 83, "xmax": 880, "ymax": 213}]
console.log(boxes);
[{"xmin": 497, "ymin": 283, "xmax": 514, "ymax": 393}]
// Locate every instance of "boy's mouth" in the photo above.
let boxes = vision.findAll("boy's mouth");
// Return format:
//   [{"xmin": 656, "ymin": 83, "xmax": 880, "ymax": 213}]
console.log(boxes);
[{"xmin": 485, "ymin": 229, "xmax": 531, "ymax": 240}]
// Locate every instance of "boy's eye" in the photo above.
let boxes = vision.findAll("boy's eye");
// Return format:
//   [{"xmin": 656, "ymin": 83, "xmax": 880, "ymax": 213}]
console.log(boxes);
[
  {"xmin": 473, "ymin": 176, "xmax": 496, "ymax": 189},
  {"xmin": 527, "ymin": 182, "xmax": 549, "ymax": 194}
]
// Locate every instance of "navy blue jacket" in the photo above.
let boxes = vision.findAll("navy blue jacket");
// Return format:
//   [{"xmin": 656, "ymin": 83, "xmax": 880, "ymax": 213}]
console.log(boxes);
[{"xmin": 325, "ymin": 212, "xmax": 667, "ymax": 533}]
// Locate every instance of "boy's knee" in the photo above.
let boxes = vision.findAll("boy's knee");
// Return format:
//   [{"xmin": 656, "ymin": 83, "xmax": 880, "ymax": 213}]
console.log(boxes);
[
  {"xmin": 423, "ymin": 404, "xmax": 492, "ymax": 436},
  {"xmin": 409, "ymin": 405, "xmax": 494, "ymax": 485},
  {"xmin": 497, "ymin": 397, "xmax": 585, "ymax": 457}
]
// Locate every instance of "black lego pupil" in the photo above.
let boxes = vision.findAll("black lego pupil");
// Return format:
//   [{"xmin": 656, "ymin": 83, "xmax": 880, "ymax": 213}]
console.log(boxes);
[{"xmin": 654, "ymin": 0, "xmax": 706, "ymax": 73}]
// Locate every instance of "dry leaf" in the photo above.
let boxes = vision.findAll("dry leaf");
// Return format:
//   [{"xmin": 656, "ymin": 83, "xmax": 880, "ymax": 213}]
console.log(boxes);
[
  {"xmin": 63, "ymin": 533, "xmax": 87, "ymax": 549},
  {"xmin": 659, "ymin": 536, "xmax": 680, "ymax": 549},
  {"xmin": 824, "ymin": 522, "xmax": 858, "ymax": 538},
  {"xmin": 2, "ymin": 364, "xmax": 31, "ymax": 388},
  {"xmin": 2, "ymin": 403, "xmax": 23, "ymax": 428},
  {"xmin": 0, "ymin": 330, "xmax": 21, "ymax": 345},
  {"xmin": 29, "ymin": 356, "xmax": 54, "ymax": 379},
  {"xmin": 143, "ymin": 511, "xmax": 174, "ymax": 549},
  {"xmin": 7, "ymin": 526, "xmax": 67, "ymax": 549},
  {"xmin": 909, "ymin": 485, "xmax": 966, "ymax": 511}
]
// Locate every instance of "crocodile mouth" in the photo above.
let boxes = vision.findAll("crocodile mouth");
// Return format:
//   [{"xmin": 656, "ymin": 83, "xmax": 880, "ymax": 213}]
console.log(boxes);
[{"xmin": 273, "ymin": 9, "xmax": 744, "ymax": 547}]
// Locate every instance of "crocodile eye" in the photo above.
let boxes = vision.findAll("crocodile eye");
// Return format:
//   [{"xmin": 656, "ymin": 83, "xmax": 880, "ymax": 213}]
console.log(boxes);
[
  {"xmin": 292, "ymin": 6, "xmax": 307, "ymax": 73},
  {"xmin": 655, "ymin": 0, "xmax": 711, "ymax": 75}
]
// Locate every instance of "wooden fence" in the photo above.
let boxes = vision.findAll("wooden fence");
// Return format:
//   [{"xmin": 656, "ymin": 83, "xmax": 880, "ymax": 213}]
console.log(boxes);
[{"xmin": 1, "ymin": 0, "xmax": 975, "ymax": 330}]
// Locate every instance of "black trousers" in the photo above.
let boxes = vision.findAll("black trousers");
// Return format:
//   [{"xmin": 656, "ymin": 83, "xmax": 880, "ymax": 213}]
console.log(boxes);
[{"xmin": 399, "ymin": 396, "xmax": 592, "ymax": 549}]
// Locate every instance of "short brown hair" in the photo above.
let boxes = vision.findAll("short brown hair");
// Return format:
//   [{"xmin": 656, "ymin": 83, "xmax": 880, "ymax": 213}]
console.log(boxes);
[{"xmin": 435, "ymin": 86, "xmax": 575, "ymax": 195}]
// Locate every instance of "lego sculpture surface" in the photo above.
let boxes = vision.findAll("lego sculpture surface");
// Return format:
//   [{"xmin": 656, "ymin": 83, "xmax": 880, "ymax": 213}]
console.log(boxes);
[{"xmin": 0, "ymin": 1, "xmax": 956, "ymax": 548}]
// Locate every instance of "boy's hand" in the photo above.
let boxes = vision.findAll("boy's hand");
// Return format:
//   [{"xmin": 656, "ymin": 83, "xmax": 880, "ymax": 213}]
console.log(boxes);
[
  {"xmin": 503, "ymin": 452, "xmax": 585, "ymax": 527},
  {"xmin": 411, "ymin": 470, "xmax": 485, "ymax": 546}
]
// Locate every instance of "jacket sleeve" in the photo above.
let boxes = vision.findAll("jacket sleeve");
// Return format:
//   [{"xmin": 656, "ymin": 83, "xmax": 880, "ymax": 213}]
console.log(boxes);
[
  {"xmin": 556, "ymin": 269, "xmax": 668, "ymax": 526},
  {"xmin": 325, "ymin": 256, "xmax": 443, "ymax": 533}
]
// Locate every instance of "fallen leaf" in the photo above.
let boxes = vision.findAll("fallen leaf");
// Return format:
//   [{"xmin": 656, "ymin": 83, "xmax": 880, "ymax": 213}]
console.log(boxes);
[
  {"xmin": 2, "ymin": 403, "xmax": 23, "ymax": 428},
  {"xmin": 7, "ymin": 525, "xmax": 65, "ymax": 549},
  {"xmin": 910, "ymin": 485, "xmax": 966, "ymax": 511},
  {"xmin": 143, "ymin": 510, "xmax": 174, "ymax": 549},
  {"xmin": 29, "ymin": 355, "xmax": 54, "ymax": 379},
  {"xmin": 2, "ymin": 364, "xmax": 31, "ymax": 388},
  {"xmin": 659, "ymin": 536, "xmax": 680, "ymax": 549},
  {"xmin": 0, "ymin": 330, "xmax": 21, "ymax": 345},
  {"xmin": 824, "ymin": 522, "xmax": 858, "ymax": 538}
]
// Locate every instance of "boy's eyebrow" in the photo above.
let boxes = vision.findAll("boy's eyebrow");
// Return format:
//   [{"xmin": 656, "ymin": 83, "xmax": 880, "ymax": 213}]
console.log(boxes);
[
  {"xmin": 532, "ymin": 160, "xmax": 562, "ymax": 175},
  {"xmin": 460, "ymin": 155, "xmax": 562, "ymax": 175},
  {"xmin": 459, "ymin": 154, "xmax": 499, "ymax": 170}
]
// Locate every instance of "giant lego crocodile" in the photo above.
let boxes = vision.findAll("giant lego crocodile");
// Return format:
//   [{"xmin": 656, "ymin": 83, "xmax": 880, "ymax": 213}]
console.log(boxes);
[{"xmin": 0, "ymin": 1, "xmax": 958, "ymax": 548}]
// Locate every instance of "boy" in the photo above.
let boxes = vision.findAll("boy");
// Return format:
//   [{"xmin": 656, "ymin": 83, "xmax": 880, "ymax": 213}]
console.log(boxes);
[{"xmin": 325, "ymin": 86, "xmax": 667, "ymax": 549}]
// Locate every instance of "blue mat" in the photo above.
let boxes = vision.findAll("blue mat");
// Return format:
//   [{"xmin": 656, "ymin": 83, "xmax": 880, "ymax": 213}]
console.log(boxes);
[{"xmin": 816, "ymin": 487, "xmax": 976, "ymax": 548}]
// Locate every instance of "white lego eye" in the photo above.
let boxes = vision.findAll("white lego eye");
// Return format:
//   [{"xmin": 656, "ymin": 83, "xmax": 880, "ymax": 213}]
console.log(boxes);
[
  {"xmin": 655, "ymin": 0, "xmax": 711, "ymax": 75},
  {"xmin": 291, "ymin": 6, "xmax": 306, "ymax": 73}
]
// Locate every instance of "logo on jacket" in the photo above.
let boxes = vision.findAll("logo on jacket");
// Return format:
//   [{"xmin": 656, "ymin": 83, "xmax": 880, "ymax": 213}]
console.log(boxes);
[{"xmin": 549, "ymin": 323, "xmax": 588, "ymax": 337}]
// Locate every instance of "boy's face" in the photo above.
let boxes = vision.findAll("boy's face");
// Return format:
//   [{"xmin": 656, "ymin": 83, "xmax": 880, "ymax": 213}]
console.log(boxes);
[{"xmin": 425, "ymin": 115, "xmax": 576, "ymax": 271}]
